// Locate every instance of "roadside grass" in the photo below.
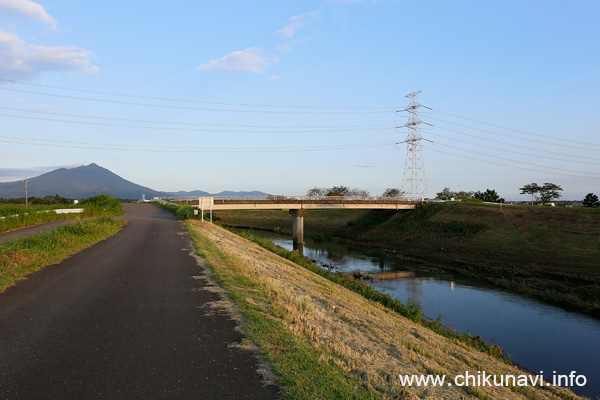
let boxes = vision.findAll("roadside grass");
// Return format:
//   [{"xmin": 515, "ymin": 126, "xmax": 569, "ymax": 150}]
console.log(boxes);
[
  {"xmin": 186, "ymin": 221, "xmax": 582, "ymax": 400},
  {"xmin": 0, "ymin": 194, "xmax": 124, "ymax": 233},
  {"xmin": 215, "ymin": 204, "xmax": 600, "ymax": 318},
  {"xmin": 0, "ymin": 204, "xmax": 81, "ymax": 233},
  {"xmin": 0, "ymin": 217, "xmax": 126, "ymax": 292}
]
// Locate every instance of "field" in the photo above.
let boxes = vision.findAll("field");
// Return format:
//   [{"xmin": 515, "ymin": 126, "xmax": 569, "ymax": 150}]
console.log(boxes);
[
  {"xmin": 0, "ymin": 195, "xmax": 124, "ymax": 233},
  {"xmin": 214, "ymin": 204, "xmax": 600, "ymax": 317}
]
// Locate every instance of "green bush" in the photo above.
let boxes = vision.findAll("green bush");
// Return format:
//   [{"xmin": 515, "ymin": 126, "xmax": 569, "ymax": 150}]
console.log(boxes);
[
  {"xmin": 175, "ymin": 205, "xmax": 195, "ymax": 220},
  {"xmin": 80, "ymin": 194, "xmax": 123, "ymax": 216}
]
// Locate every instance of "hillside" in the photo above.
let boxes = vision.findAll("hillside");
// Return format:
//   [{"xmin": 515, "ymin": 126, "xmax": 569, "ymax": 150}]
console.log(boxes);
[
  {"xmin": 0, "ymin": 164, "xmax": 270, "ymax": 200},
  {"xmin": 213, "ymin": 203, "xmax": 600, "ymax": 317},
  {"xmin": 0, "ymin": 164, "xmax": 166, "ymax": 199}
]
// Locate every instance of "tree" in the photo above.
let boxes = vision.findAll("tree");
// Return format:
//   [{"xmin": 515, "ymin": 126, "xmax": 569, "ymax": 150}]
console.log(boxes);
[
  {"xmin": 381, "ymin": 188, "xmax": 404, "ymax": 197},
  {"xmin": 474, "ymin": 189, "xmax": 504, "ymax": 203},
  {"xmin": 349, "ymin": 188, "xmax": 370, "ymax": 196},
  {"xmin": 306, "ymin": 187, "xmax": 326, "ymax": 196},
  {"xmin": 582, "ymin": 193, "xmax": 600, "ymax": 207},
  {"xmin": 539, "ymin": 183, "xmax": 562, "ymax": 204},
  {"xmin": 519, "ymin": 183, "xmax": 541, "ymax": 205},
  {"xmin": 326, "ymin": 186, "xmax": 350, "ymax": 196},
  {"xmin": 455, "ymin": 190, "xmax": 475, "ymax": 200},
  {"xmin": 435, "ymin": 187, "xmax": 455, "ymax": 200}
]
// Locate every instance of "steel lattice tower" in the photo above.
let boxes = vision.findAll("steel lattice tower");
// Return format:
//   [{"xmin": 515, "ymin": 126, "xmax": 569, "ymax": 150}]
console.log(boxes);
[{"xmin": 400, "ymin": 90, "xmax": 429, "ymax": 200}]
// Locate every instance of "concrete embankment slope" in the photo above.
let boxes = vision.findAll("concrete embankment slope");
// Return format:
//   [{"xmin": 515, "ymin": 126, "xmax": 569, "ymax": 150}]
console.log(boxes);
[
  {"xmin": 0, "ymin": 204, "xmax": 279, "ymax": 399},
  {"xmin": 188, "ymin": 221, "xmax": 583, "ymax": 400}
]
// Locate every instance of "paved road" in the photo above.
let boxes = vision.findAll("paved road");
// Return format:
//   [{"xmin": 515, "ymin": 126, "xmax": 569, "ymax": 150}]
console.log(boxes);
[
  {"xmin": 0, "ymin": 219, "xmax": 74, "ymax": 244},
  {"xmin": 0, "ymin": 203, "xmax": 280, "ymax": 399}
]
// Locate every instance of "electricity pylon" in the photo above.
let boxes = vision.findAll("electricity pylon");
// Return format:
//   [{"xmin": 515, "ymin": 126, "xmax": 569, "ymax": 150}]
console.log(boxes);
[{"xmin": 398, "ymin": 90, "xmax": 431, "ymax": 200}]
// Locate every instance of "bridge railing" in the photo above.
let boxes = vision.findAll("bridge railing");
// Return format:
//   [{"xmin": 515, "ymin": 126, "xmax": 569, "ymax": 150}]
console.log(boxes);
[{"xmin": 156, "ymin": 195, "xmax": 422, "ymax": 203}]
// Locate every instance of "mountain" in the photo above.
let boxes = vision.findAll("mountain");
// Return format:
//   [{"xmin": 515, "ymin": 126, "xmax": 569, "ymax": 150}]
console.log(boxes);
[
  {"xmin": 0, "ymin": 163, "xmax": 167, "ymax": 199},
  {"xmin": 167, "ymin": 190, "xmax": 211, "ymax": 197},
  {"xmin": 212, "ymin": 190, "xmax": 270, "ymax": 197},
  {"xmin": 0, "ymin": 164, "xmax": 271, "ymax": 199}
]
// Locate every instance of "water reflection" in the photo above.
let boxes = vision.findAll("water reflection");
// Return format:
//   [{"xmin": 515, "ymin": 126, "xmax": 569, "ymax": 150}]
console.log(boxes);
[{"xmin": 241, "ymin": 229, "xmax": 600, "ymax": 398}]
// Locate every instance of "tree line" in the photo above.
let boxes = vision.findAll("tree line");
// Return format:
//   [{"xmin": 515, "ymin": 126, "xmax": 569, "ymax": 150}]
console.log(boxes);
[{"xmin": 306, "ymin": 186, "xmax": 404, "ymax": 197}]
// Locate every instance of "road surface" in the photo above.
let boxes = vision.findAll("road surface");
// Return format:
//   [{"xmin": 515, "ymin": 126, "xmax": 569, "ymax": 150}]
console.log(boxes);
[{"xmin": 0, "ymin": 203, "xmax": 280, "ymax": 399}]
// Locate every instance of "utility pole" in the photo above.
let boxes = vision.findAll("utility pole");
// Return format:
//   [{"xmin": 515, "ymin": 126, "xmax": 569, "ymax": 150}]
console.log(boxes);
[
  {"xmin": 398, "ymin": 90, "xmax": 431, "ymax": 200},
  {"xmin": 22, "ymin": 178, "xmax": 30, "ymax": 209}
]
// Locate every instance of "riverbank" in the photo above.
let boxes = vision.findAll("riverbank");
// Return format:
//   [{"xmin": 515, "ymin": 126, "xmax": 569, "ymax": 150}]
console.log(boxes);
[
  {"xmin": 187, "ymin": 220, "xmax": 583, "ymax": 400},
  {"xmin": 214, "ymin": 203, "xmax": 600, "ymax": 318}
]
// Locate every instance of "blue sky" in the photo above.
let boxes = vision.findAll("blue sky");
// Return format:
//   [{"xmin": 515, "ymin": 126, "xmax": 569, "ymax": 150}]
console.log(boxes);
[{"xmin": 1, "ymin": 0, "xmax": 599, "ymax": 200}]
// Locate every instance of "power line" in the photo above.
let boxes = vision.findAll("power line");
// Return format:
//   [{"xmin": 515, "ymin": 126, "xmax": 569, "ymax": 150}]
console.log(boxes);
[
  {"xmin": 0, "ymin": 78, "xmax": 400, "ymax": 111},
  {"xmin": 428, "ymin": 148, "xmax": 600, "ymax": 181},
  {"xmin": 424, "ymin": 106, "xmax": 600, "ymax": 148},
  {"xmin": 0, "ymin": 112, "xmax": 393, "ymax": 134},
  {"xmin": 431, "ymin": 141, "xmax": 600, "ymax": 178},
  {"xmin": 425, "ymin": 115, "xmax": 600, "ymax": 152},
  {"xmin": 429, "ymin": 125, "xmax": 600, "ymax": 162},
  {"xmin": 428, "ymin": 130, "xmax": 600, "ymax": 167},
  {"xmin": 0, "ymin": 107, "xmax": 395, "ymax": 133},
  {"xmin": 0, "ymin": 135, "xmax": 396, "ymax": 153},
  {"xmin": 0, "ymin": 87, "xmax": 393, "ymax": 115}
]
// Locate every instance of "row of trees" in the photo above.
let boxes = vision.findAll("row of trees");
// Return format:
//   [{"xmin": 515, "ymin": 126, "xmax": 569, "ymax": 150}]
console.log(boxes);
[
  {"xmin": 435, "ymin": 183, "xmax": 566, "ymax": 205},
  {"xmin": 306, "ymin": 186, "xmax": 405, "ymax": 197},
  {"xmin": 306, "ymin": 184, "xmax": 598, "ymax": 206},
  {"xmin": 0, "ymin": 194, "xmax": 73, "ymax": 205},
  {"xmin": 435, "ymin": 187, "xmax": 505, "ymax": 203}
]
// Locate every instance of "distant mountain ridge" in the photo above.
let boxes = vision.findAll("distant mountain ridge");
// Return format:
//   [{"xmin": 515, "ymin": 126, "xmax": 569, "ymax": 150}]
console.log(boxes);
[{"xmin": 0, "ymin": 164, "xmax": 270, "ymax": 199}]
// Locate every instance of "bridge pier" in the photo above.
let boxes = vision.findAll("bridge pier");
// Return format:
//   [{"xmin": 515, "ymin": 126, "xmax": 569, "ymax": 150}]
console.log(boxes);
[{"xmin": 289, "ymin": 209, "xmax": 307, "ymax": 252}]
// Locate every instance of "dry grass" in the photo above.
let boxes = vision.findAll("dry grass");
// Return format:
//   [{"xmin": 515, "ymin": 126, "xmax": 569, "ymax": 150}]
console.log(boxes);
[{"xmin": 188, "ymin": 221, "xmax": 583, "ymax": 400}]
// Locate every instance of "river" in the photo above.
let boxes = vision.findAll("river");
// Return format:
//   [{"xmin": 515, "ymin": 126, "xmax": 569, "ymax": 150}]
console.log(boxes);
[{"xmin": 240, "ymin": 229, "xmax": 600, "ymax": 398}]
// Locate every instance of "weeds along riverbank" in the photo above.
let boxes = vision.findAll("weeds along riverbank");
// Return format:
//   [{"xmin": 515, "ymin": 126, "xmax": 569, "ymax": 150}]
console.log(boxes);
[
  {"xmin": 186, "ymin": 221, "xmax": 583, "ymax": 400},
  {"xmin": 0, "ymin": 194, "xmax": 124, "ymax": 233},
  {"xmin": 213, "ymin": 203, "xmax": 600, "ymax": 318}
]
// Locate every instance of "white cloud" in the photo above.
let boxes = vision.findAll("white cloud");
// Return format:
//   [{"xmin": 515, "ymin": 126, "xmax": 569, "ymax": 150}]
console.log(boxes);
[
  {"xmin": 275, "ymin": 11, "xmax": 319, "ymax": 38},
  {"xmin": 0, "ymin": 0, "xmax": 57, "ymax": 28},
  {"xmin": 197, "ymin": 47, "xmax": 278, "ymax": 74},
  {"xmin": 0, "ymin": 28, "xmax": 99, "ymax": 80}
]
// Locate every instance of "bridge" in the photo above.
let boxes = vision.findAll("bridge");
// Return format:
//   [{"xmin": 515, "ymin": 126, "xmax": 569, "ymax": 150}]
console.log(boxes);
[{"xmin": 154, "ymin": 195, "xmax": 423, "ymax": 250}]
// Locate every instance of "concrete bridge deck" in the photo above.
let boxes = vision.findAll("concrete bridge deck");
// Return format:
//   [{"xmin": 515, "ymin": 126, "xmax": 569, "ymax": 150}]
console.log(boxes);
[
  {"xmin": 157, "ymin": 195, "xmax": 422, "ymax": 210},
  {"xmin": 154, "ymin": 196, "xmax": 423, "ymax": 251}
]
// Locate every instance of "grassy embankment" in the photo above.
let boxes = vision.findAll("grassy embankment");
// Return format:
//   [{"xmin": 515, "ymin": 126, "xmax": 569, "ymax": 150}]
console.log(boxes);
[
  {"xmin": 0, "ymin": 194, "xmax": 125, "ymax": 233},
  {"xmin": 187, "ymin": 220, "xmax": 582, "ymax": 400},
  {"xmin": 214, "ymin": 204, "xmax": 600, "ymax": 318},
  {"xmin": 0, "ymin": 195, "xmax": 126, "ymax": 291}
]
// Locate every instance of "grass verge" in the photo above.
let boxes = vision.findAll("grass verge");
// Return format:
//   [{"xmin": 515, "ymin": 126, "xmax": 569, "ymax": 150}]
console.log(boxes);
[
  {"xmin": 0, "ymin": 194, "xmax": 124, "ymax": 233},
  {"xmin": 186, "ymin": 221, "xmax": 583, "ymax": 400},
  {"xmin": 0, "ymin": 217, "xmax": 126, "ymax": 292}
]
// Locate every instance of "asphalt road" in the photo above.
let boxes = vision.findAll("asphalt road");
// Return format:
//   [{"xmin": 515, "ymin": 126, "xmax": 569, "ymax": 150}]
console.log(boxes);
[{"xmin": 0, "ymin": 203, "xmax": 280, "ymax": 399}]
